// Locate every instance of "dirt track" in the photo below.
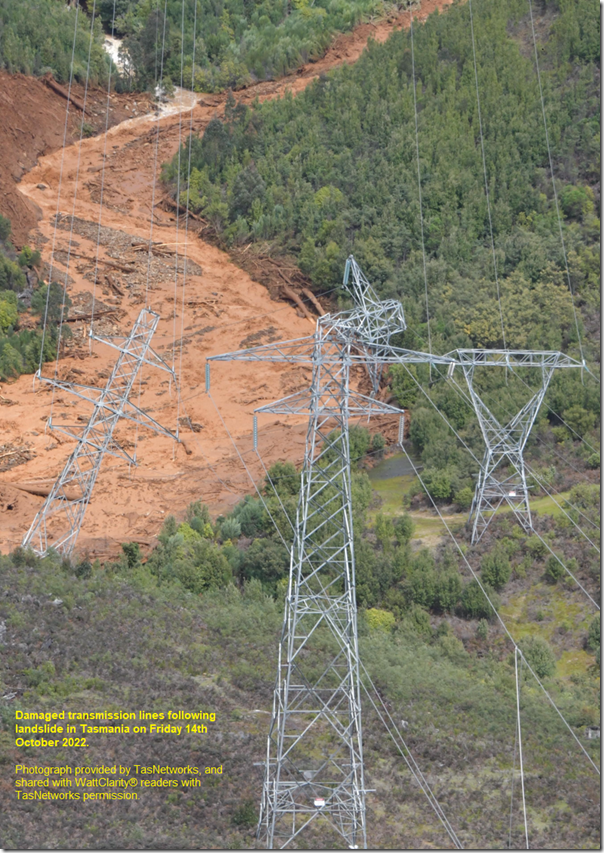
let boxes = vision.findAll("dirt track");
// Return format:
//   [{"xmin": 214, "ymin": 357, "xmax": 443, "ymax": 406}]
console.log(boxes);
[{"xmin": 0, "ymin": 0, "xmax": 452, "ymax": 558}]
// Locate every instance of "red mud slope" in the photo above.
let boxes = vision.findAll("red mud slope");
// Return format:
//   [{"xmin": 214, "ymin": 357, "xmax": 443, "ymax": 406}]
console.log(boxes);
[{"xmin": 0, "ymin": 0, "xmax": 452, "ymax": 558}]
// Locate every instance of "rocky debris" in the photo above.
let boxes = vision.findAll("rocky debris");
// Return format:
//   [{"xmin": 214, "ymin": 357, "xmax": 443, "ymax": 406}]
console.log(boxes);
[{"xmin": 0, "ymin": 442, "xmax": 34, "ymax": 472}]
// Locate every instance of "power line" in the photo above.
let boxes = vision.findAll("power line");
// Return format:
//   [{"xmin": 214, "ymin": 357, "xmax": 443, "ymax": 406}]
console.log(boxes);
[
  {"xmin": 514, "ymin": 647, "xmax": 529, "ymax": 849},
  {"xmin": 526, "ymin": 0, "xmax": 585, "ymax": 366},
  {"xmin": 359, "ymin": 668, "xmax": 463, "ymax": 849},
  {"xmin": 468, "ymin": 0, "xmax": 507, "ymax": 350},
  {"xmin": 409, "ymin": 8, "xmax": 432, "ymax": 369},
  {"xmin": 37, "ymin": 1, "xmax": 81, "ymax": 382},
  {"xmin": 397, "ymin": 441, "xmax": 600, "ymax": 777},
  {"xmin": 401, "ymin": 363, "xmax": 599, "ymax": 607}
]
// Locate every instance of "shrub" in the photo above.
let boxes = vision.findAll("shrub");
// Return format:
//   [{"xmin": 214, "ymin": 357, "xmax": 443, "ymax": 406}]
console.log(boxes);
[
  {"xmin": 173, "ymin": 539, "xmax": 231, "ymax": 594},
  {"xmin": 454, "ymin": 486, "xmax": 474, "ymax": 511},
  {"xmin": 75, "ymin": 559, "xmax": 92, "ymax": 579},
  {"xmin": 406, "ymin": 604, "xmax": 432, "ymax": 637},
  {"xmin": 232, "ymin": 800, "xmax": 257, "ymax": 827},
  {"xmin": 586, "ymin": 616, "xmax": 600, "ymax": 655},
  {"xmin": 459, "ymin": 580, "xmax": 498, "ymax": 621},
  {"xmin": 390, "ymin": 363, "xmax": 418, "ymax": 408},
  {"xmin": 525, "ymin": 536, "xmax": 546, "ymax": 559},
  {"xmin": 394, "ymin": 514, "xmax": 414, "ymax": 545},
  {"xmin": 545, "ymin": 554, "xmax": 565, "ymax": 584},
  {"xmin": 476, "ymin": 619, "xmax": 489, "ymax": 640},
  {"xmin": 238, "ymin": 538, "xmax": 289, "ymax": 592},
  {"xmin": 480, "ymin": 549, "xmax": 512, "ymax": 591},
  {"xmin": 421, "ymin": 467, "xmax": 454, "ymax": 501},
  {"xmin": 264, "ymin": 461, "xmax": 300, "ymax": 498},
  {"xmin": 374, "ymin": 513, "xmax": 394, "ymax": 551},
  {"xmin": 520, "ymin": 636, "xmax": 556, "ymax": 678},
  {"xmin": 371, "ymin": 433, "xmax": 386, "ymax": 458},
  {"xmin": 562, "ymin": 405, "xmax": 596, "ymax": 438},
  {"xmin": 232, "ymin": 495, "xmax": 267, "ymax": 537},
  {"xmin": 438, "ymin": 634, "xmax": 467, "ymax": 663},
  {"xmin": 0, "ymin": 214, "xmax": 11, "ymax": 241},
  {"xmin": 434, "ymin": 571, "xmax": 462, "ymax": 612},
  {"xmin": 586, "ymin": 452, "xmax": 600, "ymax": 469},
  {"xmin": 220, "ymin": 517, "xmax": 241, "ymax": 541},
  {"xmin": 365, "ymin": 608, "xmax": 395, "ymax": 633},
  {"xmin": 122, "ymin": 541, "xmax": 142, "ymax": 569},
  {"xmin": 186, "ymin": 500, "xmax": 212, "ymax": 525}
]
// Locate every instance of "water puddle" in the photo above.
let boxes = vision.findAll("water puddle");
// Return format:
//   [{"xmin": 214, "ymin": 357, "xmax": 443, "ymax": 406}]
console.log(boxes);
[{"xmin": 368, "ymin": 451, "xmax": 421, "ymax": 481}]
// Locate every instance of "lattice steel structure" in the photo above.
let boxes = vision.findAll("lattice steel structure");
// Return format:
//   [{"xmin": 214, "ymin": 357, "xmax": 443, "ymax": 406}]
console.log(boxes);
[
  {"xmin": 447, "ymin": 349, "xmax": 583, "ymax": 543},
  {"xmin": 209, "ymin": 257, "xmax": 453, "ymax": 849},
  {"xmin": 23, "ymin": 308, "xmax": 176, "ymax": 558}
]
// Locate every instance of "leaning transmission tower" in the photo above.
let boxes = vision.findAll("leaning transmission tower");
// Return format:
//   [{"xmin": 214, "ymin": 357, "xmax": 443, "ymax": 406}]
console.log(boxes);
[
  {"xmin": 447, "ymin": 349, "xmax": 583, "ymax": 543},
  {"xmin": 23, "ymin": 308, "xmax": 177, "ymax": 558},
  {"xmin": 209, "ymin": 257, "xmax": 452, "ymax": 849}
]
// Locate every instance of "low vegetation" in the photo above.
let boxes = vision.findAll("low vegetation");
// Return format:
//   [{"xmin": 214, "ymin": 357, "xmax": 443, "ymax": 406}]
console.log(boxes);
[{"xmin": 0, "ymin": 215, "xmax": 70, "ymax": 380}]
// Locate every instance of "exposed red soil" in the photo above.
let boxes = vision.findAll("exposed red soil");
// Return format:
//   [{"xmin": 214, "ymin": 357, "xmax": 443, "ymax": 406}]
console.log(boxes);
[
  {"xmin": 0, "ymin": 71, "xmax": 152, "ymax": 246},
  {"xmin": 0, "ymin": 0, "xmax": 452, "ymax": 559}
]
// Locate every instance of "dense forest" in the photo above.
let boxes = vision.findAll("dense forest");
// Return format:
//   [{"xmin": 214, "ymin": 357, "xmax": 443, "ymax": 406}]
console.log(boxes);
[
  {"xmin": 0, "ymin": 0, "xmax": 397, "ymax": 90},
  {"xmin": 0, "ymin": 0, "xmax": 110, "ymax": 84},
  {"xmin": 163, "ymin": 0, "xmax": 600, "ymax": 507},
  {"xmin": 112, "ymin": 0, "xmax": 389, "ymax": 92},
  {"xmin": 165, "ymin": 0, "xmax": 599, "ymax": 356}
]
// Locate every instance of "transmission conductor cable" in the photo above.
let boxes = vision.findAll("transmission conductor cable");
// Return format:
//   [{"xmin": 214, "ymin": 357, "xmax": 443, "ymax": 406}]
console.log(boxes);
[
  {"xmin": 409, "ymin": 9, "xmax": 432, "ymax": 371},
  {"xmin": 515, "ymin": 647, "xmax": 530, "ymax": 849},
  {"xmin": 468, "ymin": 0, "xmax": 507, "ymax": 350},
  {"xmin": 37, "ymin": 1, "xmax": 81, "ymax": 385},
  {"xmin": 399, "ymin": 363, "xmax": 600, "ymax": 608},
  {"xmin": 359, "ymin": 666, "xmax": 463, "ymax": 849},
  {"xmin": 526, "ymin": 0, "xmax": 585, "ymax": 366},
  {"xmin": 397, "ymin": 441, "xmax": 600, "ymax": 776},
  {"xmin": 50, "ymin": 0, "xmax": 102, "ymax": 424},
  {"xmin": 90, "ymin": 0, "xmax": 119, "ymax": 345}
]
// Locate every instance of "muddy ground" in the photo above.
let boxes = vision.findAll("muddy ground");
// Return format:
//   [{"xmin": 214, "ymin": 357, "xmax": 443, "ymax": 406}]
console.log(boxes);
[{"xmin": 0, "ymin": 0, "xmax": 452, "ymax": 559}]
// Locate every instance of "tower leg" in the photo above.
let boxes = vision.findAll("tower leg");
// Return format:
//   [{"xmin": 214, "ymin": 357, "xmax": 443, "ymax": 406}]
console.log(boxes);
[
  {"xmin": 469, "ymin": 451, "xmax": 532, "ymax": 544},
  {"xmin": 258, "ymin": 349, "xmax": 366, "ymax": 850},
  {"xmin": 23, "ymin": 309, "xmax": 162, "ymax": 558}
]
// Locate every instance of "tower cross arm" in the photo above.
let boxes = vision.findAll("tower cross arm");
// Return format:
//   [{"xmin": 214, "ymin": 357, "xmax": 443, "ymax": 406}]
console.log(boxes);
[
  {"xmin": 208, "ymin": 337, "xmax": 454, "ymax": 367},
  {"xmin": 448, "ymin": 349, "xmax": 583, "ymax": 369},
  {"xmin": 37, "ymin": 376, "xmax": 177, "ymax": 442}
]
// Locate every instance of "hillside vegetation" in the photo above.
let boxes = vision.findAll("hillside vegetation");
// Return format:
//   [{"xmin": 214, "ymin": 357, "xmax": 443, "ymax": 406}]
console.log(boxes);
[
  {"xmin": 112, "ymin": 0, "xmax": 396, "ymax": 92},
  {"xmin": 165, "ymin": 0, "xmax": 599, "ymax": 358},
  {"xmin": 0, "ymin": 0, "xmax": 404, "ymax": 92},
  {"xmin": 0, "ymin": 0, "xmax": 110, "ymax": 84},
  {"xmin": 164, "ymin": 0, "xmax": 600, "ymax": 513},
  {"xmin": 1, "ymin": 443, "xmax": 600, "ymax": 847},
  {"xmin": 0, "ymin": 215, "xmax": 69, "ymax": 380}
]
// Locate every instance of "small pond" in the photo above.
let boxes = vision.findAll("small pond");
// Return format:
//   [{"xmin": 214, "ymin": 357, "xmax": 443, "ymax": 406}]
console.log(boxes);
[{"xmin": 368, "ymin": 452, "xmax": 422, "ymax": 482}]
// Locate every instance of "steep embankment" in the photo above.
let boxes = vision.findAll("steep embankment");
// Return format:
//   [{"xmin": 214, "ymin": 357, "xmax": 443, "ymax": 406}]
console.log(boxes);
[
  {"xmin": 0, "ymin": 72, "xmax": 151, "ymax": 246},
  {"xmin": 0, "ymin": 0, "xmax": 453, "ymax": 558}
]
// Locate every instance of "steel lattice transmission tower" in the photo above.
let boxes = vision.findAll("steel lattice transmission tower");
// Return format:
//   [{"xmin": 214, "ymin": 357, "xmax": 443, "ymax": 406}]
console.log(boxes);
[
  {"xmin": 447, "ymin": 349, "xmax": 583, "ymax": 544},
  {"xmin": 209, "ymin": 257, "xmax": 452, "ymax": 849},
  {"xmin": 23, "ymin": 308, "xmax": 177, "ymax": 558}
]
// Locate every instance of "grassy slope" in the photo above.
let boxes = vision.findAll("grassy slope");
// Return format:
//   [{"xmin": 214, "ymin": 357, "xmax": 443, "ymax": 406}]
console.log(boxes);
[
  {"xmin": 0, "ymin": 551, "xmax": 599, "ymax": 849},
  {"xmin": 369, "ymin": 452, "xmax": 598, "ymax": 682}
]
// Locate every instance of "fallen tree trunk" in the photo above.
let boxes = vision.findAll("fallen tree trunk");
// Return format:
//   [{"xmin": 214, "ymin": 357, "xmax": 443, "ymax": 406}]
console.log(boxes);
[
  {"xmin": 281, "ymin": 284, "xmax": 313, "ymax": 321},
  {"xmin": 65, "ymin": 308, "xmax": 118, "ymax": 323},
  {"xmin": 301, "ymin": 286, "xmax": 325, "ymax": 317},
  {"xmin": 105, "ymin": 273, "xmax": 124, "ymax": 296},
  {"xmin": 42, "ymin": 74, "xmax": 85, "ymax": 112},
  {"xmin": 6, "ymin": 482, "xmax": 81, "ymax": 501},
  {"xmin": 74, "ymin": 253, "xmax": 135, "ymax": 273}
]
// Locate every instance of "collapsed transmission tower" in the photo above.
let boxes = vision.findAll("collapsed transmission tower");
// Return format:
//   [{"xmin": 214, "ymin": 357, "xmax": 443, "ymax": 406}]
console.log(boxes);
[
  {"xmin": 23, "ymin": 308, "xmax": 177, "ymax": 558},
  {"xmin": 209, "ymin": 257, "xmax": 452, "ymax": 849},
  {"xmin": 447, "ymin": 349, "xmax": 583, "ymax": 544}
]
